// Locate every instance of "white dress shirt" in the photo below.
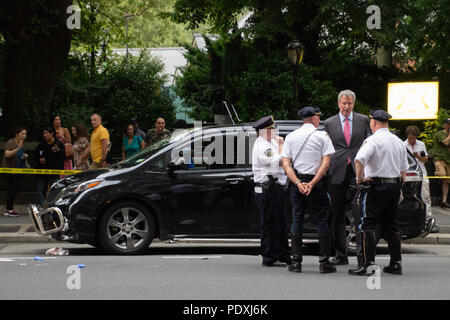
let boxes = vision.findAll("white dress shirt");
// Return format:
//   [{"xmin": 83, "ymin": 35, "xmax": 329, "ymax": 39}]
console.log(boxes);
[
  {"xmin": 281, "ymin": 123, "xmax": 335, "ymax": 175},
  {"xmin": 355, "ymin": 128, "xmax": 409, "ymax": 178},
  {"xmin": 403, "ymin": 139, "xmax": 428, "ymax": 180},
  {"xmin": 252, "ymin": 136, "xmax": 287, "ymax": 185}
]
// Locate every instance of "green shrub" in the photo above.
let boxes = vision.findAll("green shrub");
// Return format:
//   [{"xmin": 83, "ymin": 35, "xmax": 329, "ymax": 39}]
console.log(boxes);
[{"xmin": 420, "ymin": 109, "xmax": 450, "ymax": 152}]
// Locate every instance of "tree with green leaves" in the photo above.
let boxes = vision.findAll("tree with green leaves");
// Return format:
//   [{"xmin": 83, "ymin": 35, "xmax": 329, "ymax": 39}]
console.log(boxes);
[
  {"xmin": 172, "ymin": 1, "xmax": 389, "ymax": 122},
  {"xmin": 0, "ymin": 0, "xmax": 73, "ymax": 138}
]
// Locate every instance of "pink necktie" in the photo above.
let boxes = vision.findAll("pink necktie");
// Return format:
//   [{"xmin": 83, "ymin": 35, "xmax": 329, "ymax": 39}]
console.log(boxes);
[{"xmin": 344, "ymin": 117, "xmax": 351, "ymax": 164}]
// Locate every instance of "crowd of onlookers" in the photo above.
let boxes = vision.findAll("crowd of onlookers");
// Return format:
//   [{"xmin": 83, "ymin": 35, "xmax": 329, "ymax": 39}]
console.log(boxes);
[{"xmin": 1, "ymin": 113, "xmax": 171, "ymax": 216}]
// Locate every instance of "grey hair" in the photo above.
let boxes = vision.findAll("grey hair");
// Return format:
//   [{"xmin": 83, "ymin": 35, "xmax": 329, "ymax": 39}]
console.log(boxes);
[{"xmin": 338, "ymin": 90, "xmax": 356, "ymax": 103}]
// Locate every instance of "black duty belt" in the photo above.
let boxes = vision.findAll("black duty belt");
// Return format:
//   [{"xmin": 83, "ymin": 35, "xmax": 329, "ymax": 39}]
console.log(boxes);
[
  {"xmin": 371, "ymin": 177, "xmax": 402, "ymax": 184},
  {"xmin": 255, "ymin": 182, "xmax": 284, "ymax": 189},
  {"xmin": 293, "ymin": 169, "xmax": 315, "ymax": 181},
  {"xmin": 298, "ymin": 174, "xmax": 315, "ymax": 180}
]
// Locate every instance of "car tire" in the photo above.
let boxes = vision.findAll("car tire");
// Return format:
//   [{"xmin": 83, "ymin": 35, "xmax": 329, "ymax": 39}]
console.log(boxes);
[
  {"xmin": 345, "ymin": 210, "xmax": 357, "ymax": 256},
  {"xmin": 98, "ymin": 201, "xmax": 155, "ymax": 255}
]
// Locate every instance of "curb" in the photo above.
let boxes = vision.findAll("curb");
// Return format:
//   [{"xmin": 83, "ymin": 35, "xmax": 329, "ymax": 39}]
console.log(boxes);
[
  {"xmin": 403, "ymin": 233, "xmax": 450, "ymax": 245},
  {"xmin": 0, "ymin": 224, "xmax": 64, "ymax": 244},
  {"xmin": 0, "ymin": 234, "xmax": 64, "ymax": 244},
  {"xmin": 1, "ymin": 224, "xmax": 450, "ymax": 245}
]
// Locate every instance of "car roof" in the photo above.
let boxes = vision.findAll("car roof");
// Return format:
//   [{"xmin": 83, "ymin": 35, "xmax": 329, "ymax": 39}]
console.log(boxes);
[{"xmin": 200, "ymin": 120, "xmax": 324, "ymax": 133}]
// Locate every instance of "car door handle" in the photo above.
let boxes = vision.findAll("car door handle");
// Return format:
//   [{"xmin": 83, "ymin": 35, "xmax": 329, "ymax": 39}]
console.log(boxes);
[{"xmin": 225, "ymin": 177, "xmax": 244, "ymax": 184}]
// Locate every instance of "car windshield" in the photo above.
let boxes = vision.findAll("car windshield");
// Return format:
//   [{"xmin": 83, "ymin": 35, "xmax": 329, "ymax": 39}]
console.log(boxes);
[{"xmin": 111, "ymin": 128, "xmax": 194, "ymax": 169}]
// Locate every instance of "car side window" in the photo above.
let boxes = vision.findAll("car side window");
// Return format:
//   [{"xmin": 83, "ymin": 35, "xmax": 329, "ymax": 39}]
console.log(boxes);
[
  {"xmin": 171, "ymin": 130, "xmax": 246, "ymax": 170},
  {"xmin": 145, "ymin": 156, "xmax": 165, "ymax": 172}
]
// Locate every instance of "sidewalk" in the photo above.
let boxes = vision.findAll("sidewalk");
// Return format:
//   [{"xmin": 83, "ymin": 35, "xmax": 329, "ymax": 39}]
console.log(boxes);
[
  {"xmin": 1, "ymin": 204, "xmax": 450, "ymax": 245},
  {"xmin": 0, "ymin": 204, "xmax": 63, "ymax": 244}
]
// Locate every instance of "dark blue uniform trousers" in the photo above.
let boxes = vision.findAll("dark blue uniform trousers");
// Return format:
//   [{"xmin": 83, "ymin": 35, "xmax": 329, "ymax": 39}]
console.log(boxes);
[
  {"xmin": 360, "ymin": 182, "xmax": 402, "ymax": 265},
  {"xmin": 290, "ymin": 178, "xmax": 330, "ymax": 237},
  {"xmin": 255, "ymin": 184, "xmax": 290, "ymax": 264},
  {"xmin": 360, "ymin": 183, "xmax": 401, "ymax": 235}
]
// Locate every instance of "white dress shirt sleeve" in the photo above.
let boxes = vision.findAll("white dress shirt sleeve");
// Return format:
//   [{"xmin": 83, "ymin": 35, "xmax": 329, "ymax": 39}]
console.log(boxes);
[
  {"xmin": 355, "ymin": 139, "xmax": 374, "ymax": 166},
  {"xmin": 321, "ymin": 132, "xmax": 336, "ymax": 156},
  {"xmin": 255, "ymin": 141, "xmax": 281, "ymax": 167},
  {"xmin": 280, "ymin": 135, "xmax": 292, "ymax": 159}
]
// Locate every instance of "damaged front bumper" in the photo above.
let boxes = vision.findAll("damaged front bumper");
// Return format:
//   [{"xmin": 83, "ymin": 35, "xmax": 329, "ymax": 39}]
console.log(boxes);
[{"xmin": 27, "ymin": 204, "xmax": 69, "ymax": 238}]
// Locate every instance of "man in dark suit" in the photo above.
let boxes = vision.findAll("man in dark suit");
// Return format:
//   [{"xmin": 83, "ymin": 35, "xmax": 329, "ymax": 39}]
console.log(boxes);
[{"xmin": 323, "ymin": 90, "xmax": 371, "ymax": 267}]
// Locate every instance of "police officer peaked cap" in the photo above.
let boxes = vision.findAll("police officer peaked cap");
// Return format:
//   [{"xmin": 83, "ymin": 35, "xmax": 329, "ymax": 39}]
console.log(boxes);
[
  {"xmin": 253, "ymin": 115, "xmax": 277, "ymax": 129},
  {"xmin": 298, "ymin": 106, "xmax": 321, "ymax": 119},
  {"xmin": 369, "ymin": 109, "xmax": 392, "ymax": 122}
]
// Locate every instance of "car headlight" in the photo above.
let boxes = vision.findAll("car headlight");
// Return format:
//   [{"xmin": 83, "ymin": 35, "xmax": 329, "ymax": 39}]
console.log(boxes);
[{"xmin": 74, "ymin": 179, "xmax": 104, "ymax": 194}]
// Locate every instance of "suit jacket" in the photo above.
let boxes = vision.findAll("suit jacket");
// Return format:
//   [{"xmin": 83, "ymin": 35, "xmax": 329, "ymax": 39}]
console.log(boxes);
[{"xmin": 323, "ymin": 112, "xmax": 371, "ymax": 185}]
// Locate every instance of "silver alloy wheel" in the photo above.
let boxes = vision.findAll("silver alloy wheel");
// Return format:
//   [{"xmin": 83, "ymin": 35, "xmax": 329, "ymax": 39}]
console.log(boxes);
[
  {"xmin": 345, "ymin": 211, "xmax": 357, "ymax": 252},
  {"xmin": 106, "ymin": 207, "xmax": 149, "ymax": 250}
]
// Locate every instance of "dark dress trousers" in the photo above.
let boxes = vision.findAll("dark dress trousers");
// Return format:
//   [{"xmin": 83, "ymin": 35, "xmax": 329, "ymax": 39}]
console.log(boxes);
[{"xmin": 323, "ymin": 112, "xmax": 371, "ymax": 264}]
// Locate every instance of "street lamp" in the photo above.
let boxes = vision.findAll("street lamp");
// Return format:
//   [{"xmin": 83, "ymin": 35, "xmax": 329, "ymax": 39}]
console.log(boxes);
[{"xmin": 286, "ymin": 40, "xmax": 305, "ymax": 110}]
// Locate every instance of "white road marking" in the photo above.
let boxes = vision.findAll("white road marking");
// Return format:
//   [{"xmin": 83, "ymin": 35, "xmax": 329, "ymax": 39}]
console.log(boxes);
[
  {"xmin": 162, "ymin": 255, "xmax": 223, "ymax": 259},
  {"xmin": 0, "ymin": 257, "xmax": 57, "ymax": 261}
]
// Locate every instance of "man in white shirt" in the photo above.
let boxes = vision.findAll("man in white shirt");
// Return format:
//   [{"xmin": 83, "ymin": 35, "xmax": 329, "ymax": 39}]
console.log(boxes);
[
  {"xmin": 404, "ymin": 126, "xmax": 438, "ymax": 232},
  {"xmin": 252, "ymin": 116, "xmax": 291, "ymax": 267},
  {"xmin": 349, "ymin": 109, "xmax": 409, "ymax": 276},
  {"xmin": 281, "ymin": 106, "xmax": 336, "ymax": 274}
]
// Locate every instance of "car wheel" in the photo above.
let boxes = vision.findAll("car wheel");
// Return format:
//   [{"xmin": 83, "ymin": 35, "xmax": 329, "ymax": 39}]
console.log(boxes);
[
  {"xmin": 98, "ymin": 202, "xmax": 155, "ymax": 255},
  {"xmin": 345, "ymin": 210, "xmax": 357, "ymax": 256}
]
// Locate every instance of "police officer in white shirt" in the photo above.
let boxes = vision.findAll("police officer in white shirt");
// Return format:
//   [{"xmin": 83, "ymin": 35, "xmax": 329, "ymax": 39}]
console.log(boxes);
[
  {"xmin": 349, "ymin": 109, "xmax": 409, "ymax": 276},
  {"xmin": 281, "ymin": 106, "xmax": 336, "ymax": 274},
  {"xmin": 252, "ymin": 116, "xmax": 291, "ymax": 267}
]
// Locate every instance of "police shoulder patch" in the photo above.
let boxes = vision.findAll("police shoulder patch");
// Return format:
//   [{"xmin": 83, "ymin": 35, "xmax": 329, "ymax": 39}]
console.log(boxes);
[
  {"xmin": 360, "ymin": 140, "xmax": 368, "ymax": 149},
  {"xmin": 264, "ymin": 148, "xmax": 273, "ymax": 157}
]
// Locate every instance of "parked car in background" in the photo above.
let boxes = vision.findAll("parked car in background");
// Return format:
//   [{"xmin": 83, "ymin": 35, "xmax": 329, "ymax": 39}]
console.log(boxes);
[{"xmin": 28, "ymin": 121, "xmax": 430, "ymax": 254}]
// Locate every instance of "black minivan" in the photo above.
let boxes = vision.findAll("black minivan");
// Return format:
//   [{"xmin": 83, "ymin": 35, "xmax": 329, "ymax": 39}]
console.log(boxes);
[{"xmin": 28, "ymin": 121, "xmax": 430, "ymax": 254}]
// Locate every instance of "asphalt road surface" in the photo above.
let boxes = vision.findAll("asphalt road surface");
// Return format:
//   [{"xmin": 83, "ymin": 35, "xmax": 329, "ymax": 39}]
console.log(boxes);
[{"xmin": 1, "ymin": 242, "xmax": 449, "ymax": 300}]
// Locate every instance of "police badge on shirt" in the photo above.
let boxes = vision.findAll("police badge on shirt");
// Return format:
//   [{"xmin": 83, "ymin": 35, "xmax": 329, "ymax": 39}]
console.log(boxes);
[{"xmin": 264, "ymin": 148, "xmax": 273, "ymax": 158}]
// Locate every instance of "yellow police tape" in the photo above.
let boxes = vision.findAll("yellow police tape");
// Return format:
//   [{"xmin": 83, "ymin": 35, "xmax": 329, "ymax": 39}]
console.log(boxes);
[
  {"xmin": 1, "ymin": 167, "xmax": 450, "ymax": 179},
  {"xmin": 425, "ymin": 176, "xmax": 450, "ymax": 179},
  {"xmin": 0, "ymin": 167, "xmax": 82, "ymax": 175}
]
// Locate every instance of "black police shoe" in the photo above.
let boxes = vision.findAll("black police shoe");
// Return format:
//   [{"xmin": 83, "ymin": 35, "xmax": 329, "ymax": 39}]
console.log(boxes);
[
  {"xmin": 348, "ymin": 263, "xmax": 377, "ymax": 276},
  {"xmin": 330, "ymin": 257, "xmax": 349, "ymax": 265},
  {"xmin": 383, "ymin": 263, "xmax": 402, "ymax": 275},
  {"xmin": 319, "ymin": 261, "xmax": 337, "ymax": 274},
  {"xmin": 288, "ymin": 262, "xmax": 302, "ymax": 273},
  {"xmin": 262, "ymin": 260, "xmax": 287, "ymax": 267}
]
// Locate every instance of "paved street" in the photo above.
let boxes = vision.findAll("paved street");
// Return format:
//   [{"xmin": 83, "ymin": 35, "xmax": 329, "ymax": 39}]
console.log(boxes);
[
  {"xmin": 1, "ymin": 206, "xmax": 450, "ymax": 300},
  {"xmin": 1, "ymin": 242, "xmax": 449, "ymax": 300}
]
